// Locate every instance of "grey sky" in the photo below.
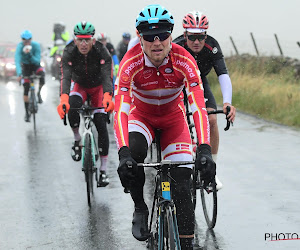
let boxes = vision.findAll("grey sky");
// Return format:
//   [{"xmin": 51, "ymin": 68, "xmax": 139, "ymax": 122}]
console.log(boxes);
[{"xmin": 2, "ymin": 0, "xmax": 300, "ymax": 58}]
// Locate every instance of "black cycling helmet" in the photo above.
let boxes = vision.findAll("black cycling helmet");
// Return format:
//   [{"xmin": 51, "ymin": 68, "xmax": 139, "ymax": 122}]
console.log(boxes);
[{"xmin": 74, "ymin": 21, "xmax": 95, "ymax": 37}]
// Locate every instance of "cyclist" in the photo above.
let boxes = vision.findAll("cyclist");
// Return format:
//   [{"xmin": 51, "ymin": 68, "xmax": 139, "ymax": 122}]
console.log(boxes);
[
  {"xmin": 173, "ymin": 11, "xmax": 236, "ymax": 190},
  {"xmin": 116, "ymin": 32, "xmax": 131, "ymax": 61},
  {"xmin": 52, "ymin": 22, "xmax": 70, "ymax": 44},
  {"xmin": 97, "ymin": 33, "xmax": 119, "ymax": 84},
  {"xmin": 15, "ymin": 30, "xmax": 45, "ymax": 122},
  {"xmin": 114, "ymin": 5, "xmax": 215, "ymax": 249},
  {"xmin": 57, "ymin": 21, "xmax": 114, "ymax": 187}
]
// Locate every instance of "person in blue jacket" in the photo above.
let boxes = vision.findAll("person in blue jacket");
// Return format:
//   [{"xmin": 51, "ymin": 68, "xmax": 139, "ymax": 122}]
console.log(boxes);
[{"xmin": 15, "ymin": 30, "xmax": 45, "ymax": 122}]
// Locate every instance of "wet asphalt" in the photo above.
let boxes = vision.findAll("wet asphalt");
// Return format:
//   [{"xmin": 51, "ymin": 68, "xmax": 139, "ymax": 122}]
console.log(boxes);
[{"xmin": 0, "ymin": 76, "xmax": 299, "ymax": 250}]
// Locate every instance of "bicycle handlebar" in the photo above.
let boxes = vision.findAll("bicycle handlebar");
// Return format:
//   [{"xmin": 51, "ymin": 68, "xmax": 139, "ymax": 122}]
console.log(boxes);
[
  {"xmin": 207, "ymin": 106, "xmax": 232, "ymax": 131},
  {"xmin": 62, "ymin": 105, "xmax": 104, "ymax": 126},
  {"xmin": 137, "ymin": 160, "xmax": 194, "ymax": 168}
]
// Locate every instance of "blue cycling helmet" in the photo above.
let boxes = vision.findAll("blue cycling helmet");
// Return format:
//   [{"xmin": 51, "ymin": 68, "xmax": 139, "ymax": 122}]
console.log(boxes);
[
  {"xmin": 21, "ymin": 30, "xmax": 32, "ymax": 40},
  {"xmin": 136, "ymin": 4, "xmax": 174, "ymax": 35},
  {"xmin": 122, "ymin": 32, "xmax": 131, "ymax": 39}
]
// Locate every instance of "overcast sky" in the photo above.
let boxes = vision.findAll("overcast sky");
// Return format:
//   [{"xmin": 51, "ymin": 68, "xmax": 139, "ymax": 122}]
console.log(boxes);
[{"xmin": 2, "ymin": 0, "xmax": 300, "ymax": 59}]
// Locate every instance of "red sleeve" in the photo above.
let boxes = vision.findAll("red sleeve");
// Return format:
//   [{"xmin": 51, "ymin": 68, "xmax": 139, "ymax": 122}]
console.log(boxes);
[
  {"xmin": 113, "ymin": 49, "xmax": 142, "ymax": 150},
  {"xmin": 172, "ymin": 44, "xmax": 210, "ymax": 145}
]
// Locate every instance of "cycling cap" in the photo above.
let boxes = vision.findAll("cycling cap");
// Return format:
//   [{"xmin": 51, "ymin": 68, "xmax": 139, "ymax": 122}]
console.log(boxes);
[
  {"xmin": 74, "ymin": 21, "xmax": 95, "ymax": 38},
  {"xmin": 21, "ymin": 30, "xmax": 32, "ymax": 40},
  {"xmin": 136, "ymin": 4, "xmax": 174, "ymax": 35},
  {"xmin": 183, "ymin": 11, "xmax": 209, "ymax": 33},
  {"xmin": 97, "ymin": 33, "xmax": 107, "ymax": 40},
  {"xmin": 122, "ymin": 32, "xmax": 131, "ymax": 39}
]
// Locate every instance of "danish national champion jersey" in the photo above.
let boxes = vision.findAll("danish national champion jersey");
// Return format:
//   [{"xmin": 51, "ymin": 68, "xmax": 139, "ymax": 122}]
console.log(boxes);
[{"xmin": 114, "ymin": 43, "xmax": 210, "ymax": 149}]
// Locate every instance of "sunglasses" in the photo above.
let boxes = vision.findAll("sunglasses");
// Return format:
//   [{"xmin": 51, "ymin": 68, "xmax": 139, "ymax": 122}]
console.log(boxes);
[
  {"xmin": 187, "ymin": 34, "xmax": 206, "ymax": 42},
  {"xmin": 76, "ymin": 37, "xmax": 93, "ymax": 44},
  {"xmin": 142, "ymin": 32, "xmax": 171, "ymax": 42}
]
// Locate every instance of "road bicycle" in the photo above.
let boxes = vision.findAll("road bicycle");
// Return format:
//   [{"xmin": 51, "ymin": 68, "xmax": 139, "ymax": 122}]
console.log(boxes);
[
  {"xmin": 185, "ymin": 98, "xmax": 232, "ymax": 229},
  {"xmin": 126, "ymin": 130, "xmax": 192, "ymax": 250},
  {"xmin": 63, "ymin": 104, "xmax": 103, "ymax": 207},
  {"xmin": 23, "ymin": 75, "xmax": 41, "ymax": 132}
]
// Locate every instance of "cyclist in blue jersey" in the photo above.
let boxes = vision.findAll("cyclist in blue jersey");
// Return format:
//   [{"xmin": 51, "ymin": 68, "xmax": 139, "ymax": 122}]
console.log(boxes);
[{"xmin": 15, "ymin": 30, "xmax": 45, "ymax": 122}]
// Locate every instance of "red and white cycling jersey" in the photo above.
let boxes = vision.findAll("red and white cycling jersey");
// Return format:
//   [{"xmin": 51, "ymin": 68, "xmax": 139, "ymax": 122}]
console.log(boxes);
[{"xmin": 114, "ymin": 43, "xmax": 210, "ymax": 150}]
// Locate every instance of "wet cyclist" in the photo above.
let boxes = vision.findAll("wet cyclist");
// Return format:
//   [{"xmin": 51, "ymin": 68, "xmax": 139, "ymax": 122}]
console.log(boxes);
[
  {"xmin": 114, "ymin": 5, "xmax": 215, "ymax": 249},
  {"xmin": 173, "ymin": 11, "xmax": 236, "ymax": 190},
  {"xmin": 57, "ymin": 21, "xmax": 114, "ymax": 187},
  {"xmin": 15, "ymin": 30, "xmax": 45, "ymax": 122}
]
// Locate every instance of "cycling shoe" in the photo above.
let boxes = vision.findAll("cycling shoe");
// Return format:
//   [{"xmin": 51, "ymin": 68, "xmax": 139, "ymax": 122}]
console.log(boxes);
[
  {"xmin": 132, "ymin": 207, "xmax": 149, "ymax": 241},
  {"xmin": 71, "ymin": 141, "xmax": 82, "ymax": 161}
]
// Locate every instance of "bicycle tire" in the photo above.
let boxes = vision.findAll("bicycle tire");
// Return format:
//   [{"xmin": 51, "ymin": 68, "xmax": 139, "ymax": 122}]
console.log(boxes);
[
  {"xmin": 30, "ymin": 88, "xmax": 37, "ymax": 132},
  {"xmin": 83, "ymin": 134, "xmax": 94, "ymax": 206},
  {"xmin": 199, "ymin": 176, "xmax": 217, "ymax": 229}
]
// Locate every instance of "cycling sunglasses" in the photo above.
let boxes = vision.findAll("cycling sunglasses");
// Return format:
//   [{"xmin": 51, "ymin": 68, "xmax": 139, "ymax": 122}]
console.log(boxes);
[
  {"xmin": 187, "ymin": 34, "xmax": 206, "ymax": 42},
  {"xmin": 75, "ymin": 37, "xmax": 93, "ymax": 44},
  {"xmin": 142, "ymin": 32, "xmax": 171, "ymax": 42}
]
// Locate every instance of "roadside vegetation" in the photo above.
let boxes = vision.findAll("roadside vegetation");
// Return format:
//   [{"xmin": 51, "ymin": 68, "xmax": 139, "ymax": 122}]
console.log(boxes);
[{"xmin": 208, "ymin": 55, "xmax": 300, "ymax": 128}]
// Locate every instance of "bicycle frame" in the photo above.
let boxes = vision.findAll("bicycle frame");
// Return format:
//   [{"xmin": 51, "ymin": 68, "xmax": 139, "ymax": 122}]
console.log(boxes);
[{"xmin": 81, "ymin": 112, "xmax": 99, "ymax": 167}]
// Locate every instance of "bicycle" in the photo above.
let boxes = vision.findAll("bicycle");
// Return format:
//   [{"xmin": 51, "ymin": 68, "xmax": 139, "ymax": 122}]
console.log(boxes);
[
  {"xmin": 125, "ymin": 130, "xmax": 193, "ymax": 250},
  {"xmin": 63, "ymin": 104, "xmax": 103, "ymax": 207},
  {"xmin": 23, "ymin": 75, "xmax": 41, "ymax": 132},
  {"xmin": 185, "ymin": 103, "xmax": 232, "ymax": 229}
]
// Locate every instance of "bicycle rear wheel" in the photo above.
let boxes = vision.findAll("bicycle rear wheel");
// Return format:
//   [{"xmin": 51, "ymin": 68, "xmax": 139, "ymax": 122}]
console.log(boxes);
[{"xmin": 83, "ymin": 134, "xmax": 94, "ymax": 206}]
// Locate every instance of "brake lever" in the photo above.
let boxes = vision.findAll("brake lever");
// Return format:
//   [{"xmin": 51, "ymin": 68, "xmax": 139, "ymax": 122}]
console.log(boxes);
[{"xmin": 224, "ymin": 106, "xmax": 232, "ymax": 131}]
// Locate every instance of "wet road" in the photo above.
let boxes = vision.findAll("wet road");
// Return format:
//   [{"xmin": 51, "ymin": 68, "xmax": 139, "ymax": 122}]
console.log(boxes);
[{"xmin": 0, "ymin": 77, "xmax": 299, "ymax": 250}]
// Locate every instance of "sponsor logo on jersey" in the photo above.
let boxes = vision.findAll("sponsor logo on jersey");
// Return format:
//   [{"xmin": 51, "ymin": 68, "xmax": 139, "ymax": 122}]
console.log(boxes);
[
  {"xmin": 100, "ymin": 59, "xmax": 105, "ymax": 64},
  {"xmin": 175, "ymin": 60, "xmax": 195, "ymax": 78},
  {"xmin": 120, "ymin": 87, "xmax": 129, "ymax": 92},
  {"xmin": 165, "ymin": 68, "xmax": 173, "ymax": 74},
  {"xmin": 141, "ymin": 81, "xmax": 158, "ymax": 87},
  {"xmin": 143, "ymin": 69, "xmax": 153, "ymax": 79},
  {"xmin": 121, "ymin": 74, "xmax": 130, "ymax": 82},
  {"xmin": 125, "ymin": 58, "xmax": 143, "ymax": 75},
  {"xmin": 190, "ymin": 82, "xmax": 198, "ymax": 87},
  {"xmin": 212, "ymin": 47, "xmax": 218, "ymax": 54}
]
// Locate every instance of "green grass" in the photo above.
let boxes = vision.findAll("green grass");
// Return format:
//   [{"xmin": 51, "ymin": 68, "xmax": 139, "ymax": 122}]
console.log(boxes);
[{"xmin": 208, "ymin": 55, "xmax": 300, "ymax": 127}]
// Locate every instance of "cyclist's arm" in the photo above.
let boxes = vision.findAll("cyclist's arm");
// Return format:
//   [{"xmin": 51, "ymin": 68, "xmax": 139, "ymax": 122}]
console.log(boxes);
[
  {"xmin": 99, "ymin": 45, "xmax": 113, "ymax": 94},
  {"xmin": 61, "ymin": 50, "xmax": 72, "ymax": 95},
  {"xmin": 30, "ymin": 42, "xmax": 41, "ymax": 65},
  {"xmin": 113, "ymin": 57, "xmax": 133, "ymax": 150},
  {"xmin": 14, "ymin": 43, "xmax": 23, "ymax": 76}
]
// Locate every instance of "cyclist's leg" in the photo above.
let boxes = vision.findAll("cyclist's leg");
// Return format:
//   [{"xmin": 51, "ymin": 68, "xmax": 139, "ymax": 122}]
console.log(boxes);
[
  {"xmin": 34, "ymin": 66, "xmax": 45, "ymax": 103},
  {"xmin": 202, "ymin": 76, "xmax": 218, "ymax": 157},
  {"xmin": 69, "ymin": 84, "xmax": 87, "ymax": 161},
  {"xmin": 21, "ymin": 64, "xmax": 32, "ymax": 121},
  {"xmin": 90, "ymin": 85, "xmax": 110, "ymax": 185},
  {"xmin": 159, "ymin": 103, "xmax": 194, "ymax": 248},
  {"xmin": 202, "ymin": 76, "xmax": 222, "ymax": 189},
  {"xmin": 128, "ymin": 109, "xmax": 155, "ymax": 240}
]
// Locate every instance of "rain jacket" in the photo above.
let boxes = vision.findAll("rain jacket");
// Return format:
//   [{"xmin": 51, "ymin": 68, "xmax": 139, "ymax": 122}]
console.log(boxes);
[{"xmin": 15, "ymin": 41, "xmax": 41, "ymax": 76}]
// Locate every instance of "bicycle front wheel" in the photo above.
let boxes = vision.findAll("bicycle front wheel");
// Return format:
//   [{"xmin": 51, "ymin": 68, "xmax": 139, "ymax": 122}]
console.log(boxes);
[
  {"xmin": 83, "ymin": 134, "xmax": 94, "ymax": 206},
  {"xmin": 157, "ymin": 207, "xmax": 181, "ymax": 250},
  {"xmin": 200, "ymin": 175, "xmax": 217, "ymax": 229}
]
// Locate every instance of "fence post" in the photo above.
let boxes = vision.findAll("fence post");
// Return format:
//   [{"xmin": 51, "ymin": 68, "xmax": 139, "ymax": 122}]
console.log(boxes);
[
  {"xmin": 229, "ymin": 36, "xmax": 239, "ymax": 55},
  {"xmin": 274, "ymin": 34, "xmax": 284, "ymax": 56},
  {"xmin": 250, "ymin": 32, "xmax": 260, "ymax": 56}
]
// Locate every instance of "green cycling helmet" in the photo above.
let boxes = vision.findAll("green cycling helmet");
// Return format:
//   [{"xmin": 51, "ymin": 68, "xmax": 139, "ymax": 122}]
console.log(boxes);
[{"xmin": 74, "ymin": 21, "xmax": 95, "ymax": 37}]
